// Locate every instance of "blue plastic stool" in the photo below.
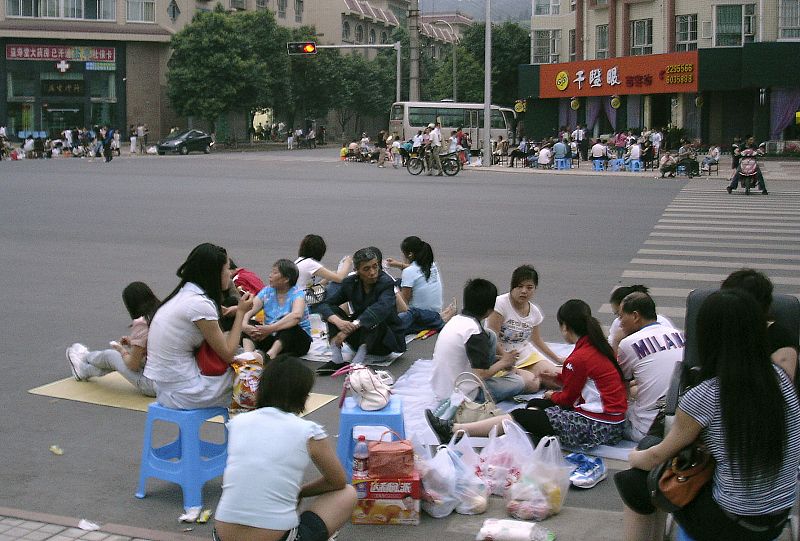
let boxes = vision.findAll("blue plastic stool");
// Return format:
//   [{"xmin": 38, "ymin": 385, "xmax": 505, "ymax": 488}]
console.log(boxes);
[
  {"xmin": 676, "ymin": 165, "xmax": 688, "ymax": 176},
  {"xmin": 555, "ymin": 158, "xmax": 570, "ymax": 170},
  {"xmin": 592, "ymin": 160, "xmax": 605, "ymax": 171},
  {"xmin": 628, "ymin": 160, "xmax": 643, "ymax": 171},
  {"xmin": 609, "ymin": 158, "xmax": 625, "ymax": 171},
  {"xmin": 136, "ymin": 403, "xmax": 228, "ymax": 510},
  {"xmin": 336, "ymin": 396, "xmax": 405, "ymax": 481}
]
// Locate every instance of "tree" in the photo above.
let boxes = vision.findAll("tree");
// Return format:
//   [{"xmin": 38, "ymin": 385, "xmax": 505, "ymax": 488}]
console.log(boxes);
[
  {"xmin": 429, "ymin": 46, "xmax": 485, "ymax": 103},
  {"xmin": 167, "ymin": 8, "xmax": 289, "ymax": 129}
]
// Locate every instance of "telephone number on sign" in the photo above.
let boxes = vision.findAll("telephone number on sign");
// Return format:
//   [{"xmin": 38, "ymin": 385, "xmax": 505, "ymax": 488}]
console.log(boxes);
[
  {"xmin": 665, "ymin": 63, "xmax": 694, "ymax": 73},
  {"xmin": 666, "ymin": 74, "xmax": 694, "ymax": 84}
]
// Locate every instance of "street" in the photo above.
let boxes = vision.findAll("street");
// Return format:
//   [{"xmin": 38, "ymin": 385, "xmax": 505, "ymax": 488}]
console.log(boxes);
[{"xmin": 1, "ymin": 149, "xmax": 799, "ymax": 540}]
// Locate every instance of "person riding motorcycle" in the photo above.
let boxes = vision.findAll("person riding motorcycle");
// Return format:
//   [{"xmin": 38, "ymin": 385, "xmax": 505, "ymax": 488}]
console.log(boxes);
[{"xmin": 727, "ymin": 137, "xmax": 768, "ymax": 195}]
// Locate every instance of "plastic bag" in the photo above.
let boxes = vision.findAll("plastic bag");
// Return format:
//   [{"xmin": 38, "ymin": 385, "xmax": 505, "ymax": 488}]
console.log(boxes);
[
  {"xmin": 420, "ymin": 445, "xmax": 459, "ymax": 518},
  {"xmin": 507, "ymin": 436, "xmax": 572, "ymax": 521},
  {"xmin": 478, "ymin": 419, "xmax": 534, "ymax": 496},
  {"xmin": 475, "ymin": 518, "xmax": 555, "ymax": 541},
  {"xmin": 446, "ymin": 433, "xmax": 488, "ymax": 515},
  {"xmin": 450, "ymin": 430, "xmax": 481, "ymax": 473}
]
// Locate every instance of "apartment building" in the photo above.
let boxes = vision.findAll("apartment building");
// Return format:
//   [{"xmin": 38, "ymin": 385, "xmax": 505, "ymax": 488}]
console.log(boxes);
[
  {"xmin": 519, "ymin": 0, "xmax": 800, "ymax": 144},
  {"xmin": 0, "ymin": 0, "xmax": 456, "ymax": 140}
]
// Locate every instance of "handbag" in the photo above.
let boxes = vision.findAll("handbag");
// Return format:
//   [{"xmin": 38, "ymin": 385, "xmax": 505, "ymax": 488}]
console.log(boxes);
[
  {"xmin": 304, "ymin": 283, "xmax": 326, "ymax": 306},
  {"xmin": 368, "ymin": 429, "xmax": 415, "ymax": 478},
  {"xmin": 453, "ymin": 372, "xmax": 504, "ymax": 424},
  {"xmin": 647, "ymin": 442, "xmax": 715, "ymax": 512},
  {"xmin": 195, "ymin": 341, "xmax": 228, "ymax": 376},
  {"xmin": 332, "ymin": 364, "xmax": 392, "ymax": 411}
]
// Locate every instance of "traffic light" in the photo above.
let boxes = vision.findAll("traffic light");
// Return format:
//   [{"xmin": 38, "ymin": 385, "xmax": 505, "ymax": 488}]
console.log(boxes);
[{"xmin": 287, "ymin": 41, "xmax": 317, "ymax": 55}]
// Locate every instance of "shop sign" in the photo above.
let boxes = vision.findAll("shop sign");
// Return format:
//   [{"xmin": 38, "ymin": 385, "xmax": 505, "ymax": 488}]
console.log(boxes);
[
  {"xmin": 86, "ymin": 61, "xmax": 116, "ymax": 71},
  {"xmin": 6, "ymin": 45, "xmax": 116, "ymax": 62},
  {"xmin": 41, "ymin": 80, "xmax": 85, "ymax": 97},
  {"xmin": 539, "ymin": 51, "xmax": 698, "ymax": 98}
]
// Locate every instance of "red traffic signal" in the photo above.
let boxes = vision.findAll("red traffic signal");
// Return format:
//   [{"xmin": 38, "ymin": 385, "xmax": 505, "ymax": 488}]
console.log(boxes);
[{"xmin": 287, "ymin": 41, "xmax": 317, "ymax": 55}]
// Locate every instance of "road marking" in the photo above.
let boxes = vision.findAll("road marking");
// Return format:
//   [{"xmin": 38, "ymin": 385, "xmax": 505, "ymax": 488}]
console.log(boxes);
[
  {"xmin": 631, "ymin": 258, "xmax": 800, "ymax": 272},
  {"xmin": 651, "ymin": 231, "xmax": 799, "ymax": 241},
  {"xmin": 659, "ymin": 218, "xmax": 800, "ymax": 227},
  {"xmin": 638, "ymin": 249, "xmax": 800, "ymax": 261},
  {"xmin": 644, "ymin": 239, "xmax": 800, "ymax": 250},
  {"xmin": 655, "ymin": 224, "xmax": 800, "ymax": 234},
  {"xmin": 622, "ymin": 270, "xmax": 800, "ymax": 286}
]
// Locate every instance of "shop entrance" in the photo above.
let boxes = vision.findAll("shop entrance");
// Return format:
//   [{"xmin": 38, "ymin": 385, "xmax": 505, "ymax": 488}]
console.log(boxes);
[
  {"xmin": 42, "ymin": 104, "xmax": 84, "ymax": 138},
  {"xmin": 650, "ymin": 94, "xmax": 671, "ymax": 130}
]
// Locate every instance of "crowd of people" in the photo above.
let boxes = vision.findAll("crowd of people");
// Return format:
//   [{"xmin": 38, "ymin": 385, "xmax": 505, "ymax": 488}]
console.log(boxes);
[{"xmin": 0, "ymin": 125, "xmax": 121, "ymax": 162}]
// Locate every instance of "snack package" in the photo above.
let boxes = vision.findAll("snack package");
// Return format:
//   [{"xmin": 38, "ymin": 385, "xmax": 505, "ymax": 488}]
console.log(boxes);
[{"xmin": 230, "ymin": 354, "xmax": 263, "ymax": 413}]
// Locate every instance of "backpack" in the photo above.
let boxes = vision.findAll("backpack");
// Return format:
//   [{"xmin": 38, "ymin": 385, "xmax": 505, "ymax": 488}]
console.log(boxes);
[{"xmin": 333, "ymin": 364, "xmax": 393, "ymax": 411}]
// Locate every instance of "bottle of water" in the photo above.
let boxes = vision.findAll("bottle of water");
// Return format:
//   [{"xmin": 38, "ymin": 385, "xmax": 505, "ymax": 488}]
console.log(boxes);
[{"xmin": 352, "ymin": 435, "xmax": 369, "ymax": 479}]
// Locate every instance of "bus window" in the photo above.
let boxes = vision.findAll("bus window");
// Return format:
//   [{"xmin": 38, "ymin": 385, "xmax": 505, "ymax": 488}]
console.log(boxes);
[
  {"xmin": 491, "ymin": 110, "xmax": 505, "ymax": 129},
  {"xmin": 437, "ymin": 108, "xmax": 464, "ymax": 129},
  {"xmin": 408, "ymin": 107, "xmax": 437, "ymax": 127},
  {"xmin": 390, "ymin": 104, "xmax": 405, "ymax": 121}
]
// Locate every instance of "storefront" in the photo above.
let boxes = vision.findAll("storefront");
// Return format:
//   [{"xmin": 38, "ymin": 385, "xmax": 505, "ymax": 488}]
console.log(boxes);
[{"xmin": 1, "ymin": 40, "xmax": 126, "ymax": 140}]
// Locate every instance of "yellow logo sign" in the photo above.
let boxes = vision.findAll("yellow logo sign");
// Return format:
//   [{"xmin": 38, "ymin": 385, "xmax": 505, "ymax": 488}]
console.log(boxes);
[{"xmin": 555, "ymin": 71, "xmax": 569, "ymax": 91}]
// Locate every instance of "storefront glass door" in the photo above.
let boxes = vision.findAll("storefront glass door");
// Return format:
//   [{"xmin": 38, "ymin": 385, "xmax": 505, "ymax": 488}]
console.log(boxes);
[{"xmin": 42, "ymin": 104, "xmax": 84, "ymax": 138}]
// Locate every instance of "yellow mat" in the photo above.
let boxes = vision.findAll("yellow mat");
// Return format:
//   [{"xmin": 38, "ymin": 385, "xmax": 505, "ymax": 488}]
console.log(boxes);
[{"xmin": 29, "ymin": 372, "xmax": 337, "ymax": 419}]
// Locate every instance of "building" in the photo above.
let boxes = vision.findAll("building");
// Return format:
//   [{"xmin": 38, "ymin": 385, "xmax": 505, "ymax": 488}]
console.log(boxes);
[
  {"xmin": 518, "ymin": 0, "xmax": 800, "ymax": 145},
  {"xmin": 0, "ymin": 0, "xmax": 457, "ymax": 141}
]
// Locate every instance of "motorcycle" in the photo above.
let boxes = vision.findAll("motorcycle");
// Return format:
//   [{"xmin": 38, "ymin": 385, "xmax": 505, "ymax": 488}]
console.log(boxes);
[{"xmin": 406, "ymin": 149, "xmax": 461, "ymax": 177}]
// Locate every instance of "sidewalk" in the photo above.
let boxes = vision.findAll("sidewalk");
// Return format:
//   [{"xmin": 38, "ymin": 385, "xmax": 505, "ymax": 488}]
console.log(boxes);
[{"xmin": 0, "ymin": 508, "xmax": 206, "ymax": 541}]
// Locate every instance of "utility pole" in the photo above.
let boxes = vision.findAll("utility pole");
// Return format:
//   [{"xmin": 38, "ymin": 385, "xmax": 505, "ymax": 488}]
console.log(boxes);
[
  {"xmin": 408, "ymin": 0, "xmax": 420, "ymax": 101},
  {"xmin": 482, "ymin": 0, "xmax": 492, "ymax": 166}
]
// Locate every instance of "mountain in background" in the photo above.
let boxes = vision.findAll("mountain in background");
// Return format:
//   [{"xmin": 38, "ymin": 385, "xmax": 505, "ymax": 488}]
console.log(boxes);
[{"xmin": 420, "ymin": 0, "xmax": 531, "ymax": 23}]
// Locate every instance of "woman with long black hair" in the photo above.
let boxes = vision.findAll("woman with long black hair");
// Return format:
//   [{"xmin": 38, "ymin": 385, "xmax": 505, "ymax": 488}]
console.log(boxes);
[
  {"xmin": 426, "ymin": 299, "xmax": 627, "ymax": 452},
  {"xmin": 617, "ymin": 289, "xmax": 800, "ymax": 541},
  {"xmin": 144, "ymin": 243, "xmax": 253, "ymax": 410}
]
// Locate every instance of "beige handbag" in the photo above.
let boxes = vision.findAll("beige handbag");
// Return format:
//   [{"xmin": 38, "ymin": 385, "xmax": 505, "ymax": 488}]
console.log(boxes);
[{"xmin": 453, "ymin": 372, "xmax": 504, "ymax": 423}]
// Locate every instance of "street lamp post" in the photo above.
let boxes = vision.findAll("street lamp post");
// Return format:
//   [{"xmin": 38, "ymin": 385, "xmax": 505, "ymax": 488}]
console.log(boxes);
[
  {"xmin": 434, "ymin": 19, "xmax": 458, "ymax": 102},
  {"xmin": 483, "ymin": 0, "xmax": 492, "ymax": 166}
]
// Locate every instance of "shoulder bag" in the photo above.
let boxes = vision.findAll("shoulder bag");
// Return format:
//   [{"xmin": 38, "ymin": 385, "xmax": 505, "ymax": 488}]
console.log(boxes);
[
  {"xmin": 196, "ymin": 341, "xmax": 229, "ymax": 376},
  {"xmin": 453, "ymin": 372, "xmax": 505, "ymax": 424},
  {"xmin": 647, "ymin": 441, "xmax": 715, "ymax": 512}
]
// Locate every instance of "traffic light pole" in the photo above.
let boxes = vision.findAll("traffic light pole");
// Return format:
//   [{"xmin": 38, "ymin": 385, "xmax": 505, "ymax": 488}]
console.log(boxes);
[{"xmin": 315, "ymin": 43, "xmax": 402, "ymax": 103}]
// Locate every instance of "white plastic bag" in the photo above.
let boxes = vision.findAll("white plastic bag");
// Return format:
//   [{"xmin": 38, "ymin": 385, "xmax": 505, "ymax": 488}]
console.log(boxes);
[
  {"xmin": 420, "ymin": 445, "xmax": 459, "ymax": 518},
  {"xmin": 508, "ymin": 436, "xmax": 573, "ymax": 521},
  {"xmin": 478, "ymin": 419, "xmax": 535, "ymax": 496},
  {"xmin": 446, "ymin": 433, "xmax": 488, "ymax": 515},
  {"xmin": 475, "ymin": 518, "xmax": 555, "ymax": 541},
  {"xmin": 410, "ymin": 431, "xmax": 433, "ymax": 478}
]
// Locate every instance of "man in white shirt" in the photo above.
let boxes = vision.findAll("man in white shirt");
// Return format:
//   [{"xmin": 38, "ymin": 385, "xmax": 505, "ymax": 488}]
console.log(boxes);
[
  {"xmin": 537, "ymin": 144, "xmax": 552, "ymax": 168},
  {"xmin": 428, "ymin": 122, "xmax": 443, "ymax": 176},
  {"xmin": 625, "ymin": 142, "xmax": 641, "ymax": 165},
  {"xmin": 616, "ymin": 292, "xmax": 685, "ymax": 442},
  {"xmin": 571, "ymin": 124, "xmax": 588, "ymax": 160},
  {"xmin": 590, "ymin": 139, "xmax": 608, "ymax": 162},
  {"xmin": 650, "ymin": 129, "xmax": 662, "ymax": 157}
]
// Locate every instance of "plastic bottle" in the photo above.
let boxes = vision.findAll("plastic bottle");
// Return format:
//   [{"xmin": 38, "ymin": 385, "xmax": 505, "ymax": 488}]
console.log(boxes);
[{"xmin": 352, "ymin": 435, "xmax": 370, "ymax": 479}]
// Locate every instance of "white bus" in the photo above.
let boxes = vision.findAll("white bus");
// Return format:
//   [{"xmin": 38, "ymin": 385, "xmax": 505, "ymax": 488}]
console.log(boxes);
[{"xmin": 389, "ymin": 101, "xmax": 516, "ymax": 151}]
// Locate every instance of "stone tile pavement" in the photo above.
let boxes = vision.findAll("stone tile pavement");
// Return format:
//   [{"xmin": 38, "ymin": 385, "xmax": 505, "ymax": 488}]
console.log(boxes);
[{"xmin": 0, "ymin": 510, "xmax": 206, "ymax": 541}]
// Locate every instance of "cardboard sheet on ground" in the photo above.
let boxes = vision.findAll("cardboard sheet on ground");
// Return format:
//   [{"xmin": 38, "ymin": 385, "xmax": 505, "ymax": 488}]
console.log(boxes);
[{"xmin": 28, "ymin": 372, "xmax": 336, "ymax": 418}]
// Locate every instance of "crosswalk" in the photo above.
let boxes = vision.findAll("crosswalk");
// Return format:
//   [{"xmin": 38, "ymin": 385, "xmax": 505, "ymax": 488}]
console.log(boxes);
[{"xmin": 599, "ymin": 184, "xmax": 800, "ymax": 330}]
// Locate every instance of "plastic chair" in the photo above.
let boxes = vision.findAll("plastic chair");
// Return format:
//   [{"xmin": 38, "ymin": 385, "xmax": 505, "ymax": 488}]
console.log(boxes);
[
  {"xmin": 676, "ymin": 165, "xmax": 688, "ymax": 177},
  {"xmin": 136, "ymin": 403, "xmax": 228, "ymax": 511},
  {"xmin": 628, "ymin": 160, "xmax": 643, "ymax": 172},
  {"xmin": 592, "ymin": 160, "xmax": 605, "ymax": 171},
  {"xmin": 609, "ymin": 158, "xmax": 625, "ymax": 171},
  {"xmin": 336, "ymin": 396, "xmax": 404, "ymax": 481},
  {"xmin": 555, "ymin": 158, "xmax": 570, "ymax": 170}
]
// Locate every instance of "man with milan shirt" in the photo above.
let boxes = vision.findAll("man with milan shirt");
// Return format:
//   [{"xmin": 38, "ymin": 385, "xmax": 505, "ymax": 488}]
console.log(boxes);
[{"xmin": 616, "ymin": 292, "xmax": 685, "ymax": 443}]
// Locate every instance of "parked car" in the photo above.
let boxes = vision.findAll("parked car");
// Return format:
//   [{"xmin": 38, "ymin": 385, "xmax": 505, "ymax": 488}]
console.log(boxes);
[{"xmin": 157, "ymin": 129, "xmax": 213, "ymax": 155}]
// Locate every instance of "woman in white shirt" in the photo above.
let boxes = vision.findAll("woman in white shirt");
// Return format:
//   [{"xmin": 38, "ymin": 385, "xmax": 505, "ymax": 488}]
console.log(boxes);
[
  {"xmin": 144, "ymin": 243, "xmax": 253, "ymax": 410},
  {"xmin": 486, "ymin": 265, "xmax": 563, "ymax": 391},
  {"xmin": 294, "ymin": 234, "xmax": 352, "ymax": 306},
  {"xmin": 215, "ymin": 356, "xmax": 356, "ymax": 541}
]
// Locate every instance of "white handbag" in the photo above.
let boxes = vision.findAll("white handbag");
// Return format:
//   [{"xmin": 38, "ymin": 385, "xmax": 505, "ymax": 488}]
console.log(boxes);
[{"xmin": 333, "ymin": 364, "xmax": 393, "ymax": 411}]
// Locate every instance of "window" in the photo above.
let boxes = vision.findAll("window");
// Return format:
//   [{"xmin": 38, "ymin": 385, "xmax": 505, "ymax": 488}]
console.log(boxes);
[
  {"xmin": 342, "ymin": 21, "xmax": 351, "ymax": 40},
  {"xmin": 355, "ymin": 24, "xmax": 363, "ymax": 43},
  {"xmin": 568, "ymin": 28, "xmax": 576, "ymax": 61},
  {"xmin": 534, "ymin": 0, "xmax": 559, "ymax": 15},
  {"xmin": 167, "ymin": 0, "xmax": 179, "ymax": 21},
  {"xmin": 532, "ymin": 30, "xmax": 560, "ymax": 63},
  {"xmin": 294, "ymin": 0, "xmax": 302, "ymax": 22},
  {"xmin": 96, "ymin": 0, "xmax": 114, "ymax": 19},
  {"xmin": 630, "ymin": 18, "xmax": 653, "ymax": 55},
  {"xmin": 369, "ymin": 28, "xmax": 376, "ymax": 44},
  {"xmin": 255, "ymin": 0, "xmax": 266, "ymax": 9},
  {"xmin": 596, "ymin": 24, "xmax": 608, "ymax": 58},
  {"xmin": 676, "ymin": 14, "xmax": 698, "ymax": 50},
  {"xmin": 715, "ymin": 4, "xmax": 756, "ymax": 46},
  {"xmin": 127, "ymin": 0, "xmax": 154, "ymax": 21},
  {"xmin": 230, "ymin": 0, "xmax": 244, "ymax": 9},
  {"xmin": 780, "ymin": 0, "xmax": 800, "ymax": 38},
  {"xmin": 380, "ymin": 31, "xmax": 388, "ymax": 43},
  {"xmin": 277, "ymin": 0, "xmax": 286, "ymax": 18},
  {"xmin": 7, "ymin": 0, "xmax": 35, "ymax": 16},
  {"xmin": 38, "ymin": 0, "xmax": 58, "ymax": 16},
  {"xmin": 7, "ymin": 72, "xmax": 38, "ymax": 98},
  {"xmin": 570, "ymin": 0, "xmax": 575, "ymax": 11}
]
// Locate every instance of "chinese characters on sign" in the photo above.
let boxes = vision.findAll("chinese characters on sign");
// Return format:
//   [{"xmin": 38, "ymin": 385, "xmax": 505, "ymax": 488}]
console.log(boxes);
[
  {"xmin": 6, "ymin": 45, "xmax": 116, "ymax": 62},
  {"xmin": 538, "ymin": 51, "xmax": 699, "ymax": 99},
  {"xmin": 41, "ymin": 80, "xmax": 86, "ymax": 97}
]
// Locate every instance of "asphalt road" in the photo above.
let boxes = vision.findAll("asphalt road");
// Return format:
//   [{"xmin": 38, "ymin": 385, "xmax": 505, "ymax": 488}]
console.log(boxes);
[{"xmin": 0, "ymin": 150, "xmax": 689, "ymax": 539}]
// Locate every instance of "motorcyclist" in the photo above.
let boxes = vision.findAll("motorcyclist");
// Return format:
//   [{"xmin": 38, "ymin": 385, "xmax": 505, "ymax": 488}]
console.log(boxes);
[{"xmin": 727, "ymin": 137, "xmax": 768, "ymax": 195}]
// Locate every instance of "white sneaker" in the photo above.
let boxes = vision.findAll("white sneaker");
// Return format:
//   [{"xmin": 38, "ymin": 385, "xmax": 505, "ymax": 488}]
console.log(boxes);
[{"xmin": 66, "ymin": 343, "xmax": 90, "ymax": 381}]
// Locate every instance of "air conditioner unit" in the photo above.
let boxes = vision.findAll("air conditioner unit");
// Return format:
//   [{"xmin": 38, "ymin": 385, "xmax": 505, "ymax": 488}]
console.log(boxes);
[{"xmin": 701, "ymin": 20, "xmax": 711, "ymax": 39}]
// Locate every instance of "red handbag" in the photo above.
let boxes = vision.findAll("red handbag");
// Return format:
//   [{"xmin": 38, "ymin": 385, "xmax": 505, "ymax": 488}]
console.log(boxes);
[{"xmin": 196, "ymin": 341, "xmax": 229, "ymax": 376}]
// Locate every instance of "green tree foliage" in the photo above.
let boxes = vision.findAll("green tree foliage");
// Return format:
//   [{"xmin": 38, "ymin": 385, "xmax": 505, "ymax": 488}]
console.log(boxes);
[
  {"xmin": 429, "ymin": 46, "xmax": 485, "ymax": 103},
  {"xmin": 167, "ymin": 8, "xmax": 289, "ymax": 126}
]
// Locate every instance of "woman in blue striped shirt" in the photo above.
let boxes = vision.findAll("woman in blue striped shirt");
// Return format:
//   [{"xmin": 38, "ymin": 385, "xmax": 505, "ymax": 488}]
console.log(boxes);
[{"xmin": 618, "ymin": 289, "xmax": 800, "ymax": 541}]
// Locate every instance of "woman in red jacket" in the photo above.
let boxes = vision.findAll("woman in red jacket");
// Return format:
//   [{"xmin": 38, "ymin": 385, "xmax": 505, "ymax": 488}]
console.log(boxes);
[{"xmin": 426, "ymin": 299, "xmax": 627, "ymax": 450}]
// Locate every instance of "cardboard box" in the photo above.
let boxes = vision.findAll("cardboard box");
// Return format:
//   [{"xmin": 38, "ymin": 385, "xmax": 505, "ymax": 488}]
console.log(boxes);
[{"xmin": 351, "ymin": 471, "xmax": 420, "ymax": 525}]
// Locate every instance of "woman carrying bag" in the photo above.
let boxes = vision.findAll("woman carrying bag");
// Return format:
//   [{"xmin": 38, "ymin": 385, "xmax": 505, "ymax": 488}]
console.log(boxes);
[{"xmin": 616, "ymin": 289, "xmax": 800, "ymax": 541}]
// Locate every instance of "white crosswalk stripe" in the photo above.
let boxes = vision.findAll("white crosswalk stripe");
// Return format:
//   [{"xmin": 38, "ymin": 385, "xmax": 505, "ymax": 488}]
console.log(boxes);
[{"xmin": 606, "ymin": 184, "xmax": 800, "ymax": 330}]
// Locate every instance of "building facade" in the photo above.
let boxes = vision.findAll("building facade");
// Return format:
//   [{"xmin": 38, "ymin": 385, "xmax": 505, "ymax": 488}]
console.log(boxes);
[
  {"xmin": 519, "ymin": 0, "xmax": 800, "ymax": 145},
  {"xmin": 1, "ymin": 0, "xmax": 457, "ymax": 140}
]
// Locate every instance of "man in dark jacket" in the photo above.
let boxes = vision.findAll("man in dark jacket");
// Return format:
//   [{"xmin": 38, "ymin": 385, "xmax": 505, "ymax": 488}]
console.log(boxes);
[{"xmin": 315, "ymin": 247, "xmax": 406, "ymax": 375}]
